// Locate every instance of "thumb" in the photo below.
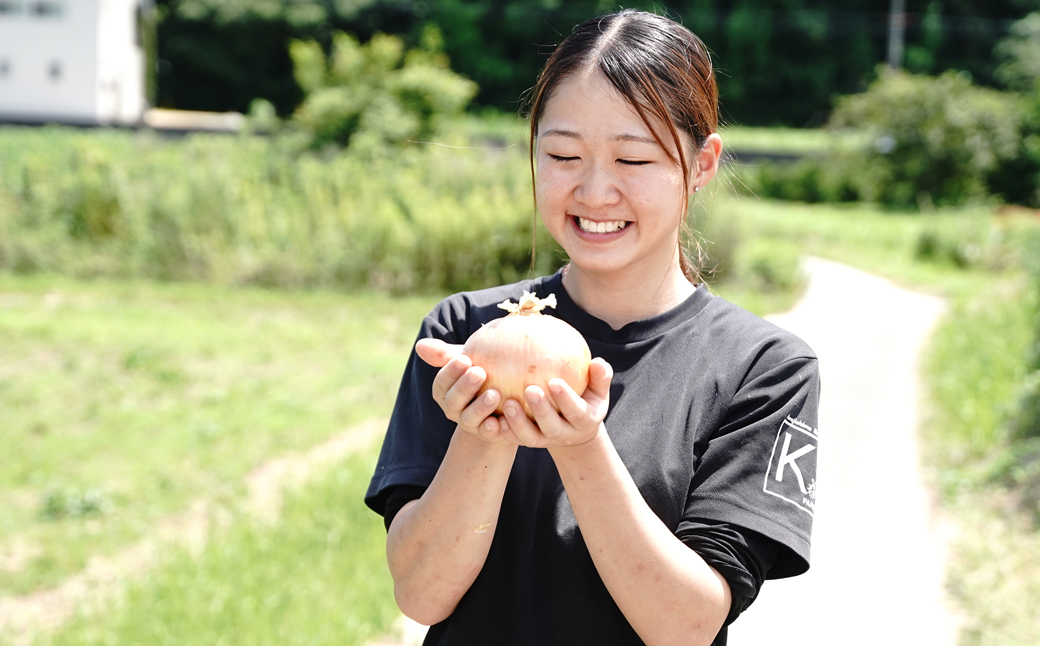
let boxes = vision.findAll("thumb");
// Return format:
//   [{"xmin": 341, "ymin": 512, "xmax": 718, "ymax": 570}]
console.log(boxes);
[
  {"xmin": 586, "ymin": 358, "xmax": 613, "ymax": 400},
  {"xmin": 415, "ymin": 338, "xmax": 465, "ymax": 368}
]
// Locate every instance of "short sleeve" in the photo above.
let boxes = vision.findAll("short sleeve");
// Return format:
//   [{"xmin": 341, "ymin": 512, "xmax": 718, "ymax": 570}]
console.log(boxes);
[
  {"xmin": 683, "ymin": 354, "xmax": 821, "ymax": 579},
  {"xmin": 364, "ymin": 311, "xmax": 461, "ymax": 516}
]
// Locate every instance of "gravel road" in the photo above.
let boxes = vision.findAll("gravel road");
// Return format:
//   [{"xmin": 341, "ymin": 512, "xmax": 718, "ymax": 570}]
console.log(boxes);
[{"xmin": 729, "ymin": 256, "xmax": 958, "ymax": 645}]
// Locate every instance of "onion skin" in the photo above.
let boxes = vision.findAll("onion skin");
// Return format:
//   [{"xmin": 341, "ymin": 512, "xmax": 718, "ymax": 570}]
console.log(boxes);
[{"xmin": 463, "ymin": 293, "xmax": 591, "ymax": 419}]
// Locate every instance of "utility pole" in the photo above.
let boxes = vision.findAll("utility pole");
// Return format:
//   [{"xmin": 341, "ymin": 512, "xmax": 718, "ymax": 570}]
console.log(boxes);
[{"xmin": 887, "ymin": 0, "xmax": 906, "ymax": 68}]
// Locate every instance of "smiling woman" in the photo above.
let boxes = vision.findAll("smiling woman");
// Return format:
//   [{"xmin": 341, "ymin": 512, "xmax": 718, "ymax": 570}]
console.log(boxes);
[
  {"xmin": 532, "ymin": 70, "xmax": 721, "ymax": 327},
  {"xmin": 365, "ymin": 10, "xmax": 821, "ymax": 646}
]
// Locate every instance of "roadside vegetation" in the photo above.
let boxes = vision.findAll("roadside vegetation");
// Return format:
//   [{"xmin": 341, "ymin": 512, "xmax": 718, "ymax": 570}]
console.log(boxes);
[{"xmin": 5, "ymin": 8, "xmax": 1040, "ymax": 642}]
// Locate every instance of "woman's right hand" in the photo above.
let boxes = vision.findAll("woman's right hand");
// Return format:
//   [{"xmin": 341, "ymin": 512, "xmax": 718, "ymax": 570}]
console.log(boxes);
[{"xmin": 415, "ymin": 338, "xmax": 516, "ymax": 444}]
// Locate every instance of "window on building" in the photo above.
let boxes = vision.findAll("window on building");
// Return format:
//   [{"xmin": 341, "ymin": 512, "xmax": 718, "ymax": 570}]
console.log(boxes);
[{"xmin": 0, "ymin": 1, "xmax": 23, "ymax": 16}]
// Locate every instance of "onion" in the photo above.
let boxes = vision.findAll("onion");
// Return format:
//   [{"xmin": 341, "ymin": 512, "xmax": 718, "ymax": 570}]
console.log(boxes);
[{"xmin": 463, "ymin": 291, "xmax": 591, "ymax": 418}]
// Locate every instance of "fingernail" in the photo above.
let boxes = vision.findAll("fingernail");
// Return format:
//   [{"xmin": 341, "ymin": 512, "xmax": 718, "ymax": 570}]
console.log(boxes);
[
  {"xmin": 505, "ymin": 405, "xmax": 518, "ymax": 418},
  {"xmin": 483, "ymin": 391, "xmax": 497, "ymax": 406}
]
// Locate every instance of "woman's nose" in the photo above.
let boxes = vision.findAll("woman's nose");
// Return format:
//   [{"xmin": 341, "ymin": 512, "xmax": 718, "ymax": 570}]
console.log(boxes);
[{"xmin": 574, "ymin": 161, "xmax": 621, "ymax": 207}]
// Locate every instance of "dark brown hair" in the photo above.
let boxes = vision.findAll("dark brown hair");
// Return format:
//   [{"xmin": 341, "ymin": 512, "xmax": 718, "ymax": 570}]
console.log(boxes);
[{"xmin": 526, "ymin": 9, "xmax": 719, "ymax": 282}]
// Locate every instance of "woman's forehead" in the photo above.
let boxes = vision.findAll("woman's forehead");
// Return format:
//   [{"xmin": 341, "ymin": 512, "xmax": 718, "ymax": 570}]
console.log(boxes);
[{"xmin": 538, "ymin": 72, "xmax": 658, "ymax": 141}]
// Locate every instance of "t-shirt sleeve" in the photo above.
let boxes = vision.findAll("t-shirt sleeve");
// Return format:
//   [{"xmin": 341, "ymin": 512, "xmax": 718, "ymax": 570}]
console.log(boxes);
[
  {"xmin": 364, "ymin": 308, "xmax": 463, "ymax": 517},
  {"xmin": 683, "ymin": 352, "xmax": 821, "ymax": 579},
  {"xmin": 677, "ymin": 518, "xmax": 779, "ymax": 625}
]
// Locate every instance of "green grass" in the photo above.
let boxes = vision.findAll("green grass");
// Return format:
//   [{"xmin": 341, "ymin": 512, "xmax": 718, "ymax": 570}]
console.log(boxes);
[
  {"xmin": 44, "ymin": 447, "xmax": 397, "ymax": 646},
  {"xmin": 0, "ymin": 274, "xmax": 437, "ymax": 596},
  {"xmin": 3, "ymin": 120, "xmax": 1039, "ymax": 645},
  {"xmin": 719, "ymin": 126, "xmax": 868, "ymax": 156}
]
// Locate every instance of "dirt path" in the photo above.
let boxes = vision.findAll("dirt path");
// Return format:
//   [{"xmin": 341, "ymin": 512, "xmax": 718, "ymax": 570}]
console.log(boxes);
[
  {"xmin": 0, "ymin": 419, "xmax": 386, "ymax": 645},
  {"xmin": 729, "ymin": 256, "xmax": 958, "ymax": 645}
]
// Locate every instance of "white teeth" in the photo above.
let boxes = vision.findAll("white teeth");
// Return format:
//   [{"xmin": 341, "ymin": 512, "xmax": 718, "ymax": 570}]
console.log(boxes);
[{"xmin": 578, "ymin": 218, "xmax": 628, "ymax": 233}]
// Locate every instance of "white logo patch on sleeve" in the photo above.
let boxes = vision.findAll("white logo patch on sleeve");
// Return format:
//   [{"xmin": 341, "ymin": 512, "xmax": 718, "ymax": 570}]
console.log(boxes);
[{"xmin": 763, "ymin": 416, "xmax": 818, "ymax": 517}]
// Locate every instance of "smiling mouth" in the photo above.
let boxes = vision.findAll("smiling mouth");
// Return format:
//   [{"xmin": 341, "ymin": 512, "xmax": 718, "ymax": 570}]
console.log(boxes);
[{"xmin": 576, "ymin": 217, "xmax": 629, "ymax": 233}]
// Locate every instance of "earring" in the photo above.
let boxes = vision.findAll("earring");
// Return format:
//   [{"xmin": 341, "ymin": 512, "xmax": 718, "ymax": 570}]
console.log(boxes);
[{"xmin": 693, "ymin": 186, "xmax": 701, "ymax": 193}]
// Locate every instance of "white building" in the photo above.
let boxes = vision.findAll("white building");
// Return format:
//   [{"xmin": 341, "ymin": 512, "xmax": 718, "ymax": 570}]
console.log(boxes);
[{"xmin": 0, "ymin": 0, "xmax": 148, "ymax": 125}]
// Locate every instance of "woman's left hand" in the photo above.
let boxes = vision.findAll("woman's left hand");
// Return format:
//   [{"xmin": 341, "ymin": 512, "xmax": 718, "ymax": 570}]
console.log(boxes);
[{"xmin": 499, "ymin": 357, "xmax": 613, "ymax": 447}]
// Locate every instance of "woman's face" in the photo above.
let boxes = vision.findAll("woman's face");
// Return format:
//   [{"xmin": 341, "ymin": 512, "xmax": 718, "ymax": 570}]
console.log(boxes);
[{"xmin": 535, "ymin": 70, "xmax": 690, "ymax": 282}]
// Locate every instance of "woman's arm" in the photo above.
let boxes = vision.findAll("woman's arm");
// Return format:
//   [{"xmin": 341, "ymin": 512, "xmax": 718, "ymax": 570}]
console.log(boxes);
[
  {"xmin": 501, "ymin": 377, "xmax": 731, "ymax": 646},
  {"xmin": 386, "ymin": 428, "xmax": 517, "ymax": 625},
  {"xmin": 550, "ymin": 430, "xmax": 731, "ymax": 646},
  {"xmin": 385, "ymin": 339, "xmax": 518, "ymax": 625}
]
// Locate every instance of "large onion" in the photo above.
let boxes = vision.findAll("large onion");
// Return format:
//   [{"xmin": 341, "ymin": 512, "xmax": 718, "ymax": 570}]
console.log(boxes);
[{"xmin": 463, "ymin": 291, "xmax": 591, "ymax": 418}]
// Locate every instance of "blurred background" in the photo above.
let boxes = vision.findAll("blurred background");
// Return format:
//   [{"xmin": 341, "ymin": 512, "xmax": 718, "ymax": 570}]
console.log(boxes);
[{"xmin": 1, "ymin": 1, "xmax": 1039, "ymax": 645}]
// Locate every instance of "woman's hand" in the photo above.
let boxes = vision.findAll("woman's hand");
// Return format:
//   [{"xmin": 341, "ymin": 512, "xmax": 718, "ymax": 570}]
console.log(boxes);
[
  {"xmin": 499, "ymin": 357, "xmax": 613, "ymax": 448},
  {"xmin": 414, "ymin": 338, "xmax": 516, "ymax": 444}
]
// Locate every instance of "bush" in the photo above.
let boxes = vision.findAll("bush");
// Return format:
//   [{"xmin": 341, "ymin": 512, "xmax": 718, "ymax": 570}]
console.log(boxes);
[
  {"xmin": 829, "ymin": 69, "xmax": 1025, "ymax": 209},
  {"xmin": 0, "ymin": 124, "xmax": 562, "ymax": 295},
  {"xmin": 290, "ymin": 27, "xmax": 477, "ymax": 150},
  {"xmin": 912, "ymin": 216, "xmax": 1022, "ymax": 271},
  {"xmin": 752, "ymin": 157, "xmax": 860, "ymax": 204}
]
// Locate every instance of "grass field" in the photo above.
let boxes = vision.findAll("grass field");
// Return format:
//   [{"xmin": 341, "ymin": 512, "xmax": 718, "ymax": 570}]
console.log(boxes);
[
  {"xmin": 0, "ymin": 276, "xmax": 437, "ymax": 601},
  {"xmin": 2, "ymin": 120, "xmax": 1039, "ymax": 645}
]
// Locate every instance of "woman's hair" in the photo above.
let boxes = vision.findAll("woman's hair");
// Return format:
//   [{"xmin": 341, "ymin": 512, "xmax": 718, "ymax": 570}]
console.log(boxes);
[{"xmin": 526, "ymin": 9, "xmax": 719, "ymax": 283}]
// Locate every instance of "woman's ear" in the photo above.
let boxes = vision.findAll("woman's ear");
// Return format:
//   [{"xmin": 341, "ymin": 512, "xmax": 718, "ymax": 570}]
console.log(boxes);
[{"xmin": 691, "ymin": 133, "xmax": 723, "ymax": 188}]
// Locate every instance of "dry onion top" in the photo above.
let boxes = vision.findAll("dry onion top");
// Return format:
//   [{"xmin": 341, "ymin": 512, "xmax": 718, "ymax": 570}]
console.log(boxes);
[{"xmin": 463, "ymin": 292, "xmax": 591, "ymax": 418}]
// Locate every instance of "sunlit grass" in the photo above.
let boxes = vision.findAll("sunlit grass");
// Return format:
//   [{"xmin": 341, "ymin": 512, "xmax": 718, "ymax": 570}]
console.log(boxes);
[
  {"xmin": 719, "ymin": 125, "xmax": 869, "ymax": 156},
  {"xmin": 44, "ymin": 447, "xmax": 397, "ymax": 646},
  {"xmin": 2, "ymin": 119, "xmax": 1039, "ymax": 645},
  {"xmin": 0, "ymin": 274, "xmax": 437, "ymax": 596}
]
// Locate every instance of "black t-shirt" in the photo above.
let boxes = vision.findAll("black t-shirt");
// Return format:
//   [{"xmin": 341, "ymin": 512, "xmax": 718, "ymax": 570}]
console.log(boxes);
[{"xmin": 365, "ymin": 271, "xmax": 821, "ymax": 645}]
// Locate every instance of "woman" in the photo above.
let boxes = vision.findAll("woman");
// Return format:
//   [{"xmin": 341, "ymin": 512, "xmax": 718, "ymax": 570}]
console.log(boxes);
[{"xmin": 365, "ymin": 9, "xmax": 820, "ymax": 646}]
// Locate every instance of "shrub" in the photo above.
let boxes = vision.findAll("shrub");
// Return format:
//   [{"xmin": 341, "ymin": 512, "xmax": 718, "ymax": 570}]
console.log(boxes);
[
  {"xmin": 752, "ymin": 157, "xmax": 860, "ymax": 204},
  {"xmin": 829, "ymin": 69, "xmax": 1025, "ymax": 209},
  {"xmin": 0, "ymin": 124, "xmax": 562, "ymax": 295},
  {"xmin": 991, "ymin": 13, "xmax": 1040, "ymax": 208},
  {"xmin": 912, "ymin": 216, "xmax": 1021, "ymax": 271},
  {"xmin": 732, "ymin": 238, "xmax": 804, "ymax": 293},
  {"xmin": 290, "ymin": 27, "xmax": 477, "ymax": 150}
]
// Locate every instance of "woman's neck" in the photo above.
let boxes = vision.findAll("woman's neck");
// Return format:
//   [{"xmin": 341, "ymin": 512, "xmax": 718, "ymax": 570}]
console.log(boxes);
[{"xmin": 561, "ymin": 263, "xmax": 696, "ymax": 330}]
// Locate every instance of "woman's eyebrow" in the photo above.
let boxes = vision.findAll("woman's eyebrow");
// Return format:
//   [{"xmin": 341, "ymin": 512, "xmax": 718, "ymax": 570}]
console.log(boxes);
[
  {"xmin": 612, "ymin": 133, "xmax": 659, "ymax": 145},
  {"xmin": 540, "ymin": 129, "xmax": 658, "ymax": 146},
  {"xmin": 540, "ymin": 128, "xmax": 582, "ymax": 139}
]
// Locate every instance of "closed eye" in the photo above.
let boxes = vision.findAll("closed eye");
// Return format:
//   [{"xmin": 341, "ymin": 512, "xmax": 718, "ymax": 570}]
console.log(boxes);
[
  {"xmin": 548, "ymin": 154, "xmax": 580, "ymax": 162},
  {"xmin": 618, "ymin": 159, "xmax": 650, "ymax": 166}
]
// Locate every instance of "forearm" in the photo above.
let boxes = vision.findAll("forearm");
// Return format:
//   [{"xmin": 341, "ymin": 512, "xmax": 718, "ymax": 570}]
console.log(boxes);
[
  {"xmin": 386, "ymin": 427, "xmax": 517, "ymax": 625},
  {"xmin": 549, "ymin": 429, "xmax": 731, "ymax": 646}
]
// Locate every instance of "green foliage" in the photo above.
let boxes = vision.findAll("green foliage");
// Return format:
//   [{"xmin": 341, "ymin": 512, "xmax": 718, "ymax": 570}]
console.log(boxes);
[
  {"xmin": 40, "ymin": 488, "xmax": 114, "ymax": 520},
  {"xmin": 0, "ymin": 122, "xmax": 557, "ymax": 294},
  {"xmin": 154, "ymin": 1, "xmax": 1040, "ymax": 127},
  {"xmin": 912, "ymin": 215, "xmax": 1026, "ymax": 271},
  {"xmin": 290, "ymin": 28, "xmax": 478, "ymax": 149},
  {"xmin": 1011, "ymin": 230, "xmax": 1040, "ymax": 443},
  {"xmin": 751, "ymin": 157, "xmax": 860, "ymax": 204},
  {"xmin": 829, "ymin": 69, "xmax": 1025, "ymax": 208},
  {"xmin": 995, "ymin": 12, "xmax": 1040, "ymax": 93}
]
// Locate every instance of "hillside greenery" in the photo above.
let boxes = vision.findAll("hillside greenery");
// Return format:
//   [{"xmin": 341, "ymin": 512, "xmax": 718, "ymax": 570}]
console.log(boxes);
[{"xmin": 152, "ymin": 0, "xmax": 1040, "ymax": 127}]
